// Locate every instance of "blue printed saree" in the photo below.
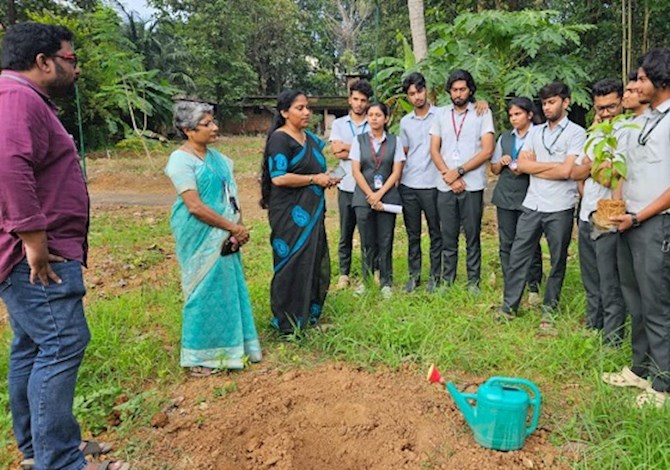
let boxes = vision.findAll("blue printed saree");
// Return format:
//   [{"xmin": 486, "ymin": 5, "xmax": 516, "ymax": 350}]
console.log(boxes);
[
  {"xmin": 266, "ymin": 131, "xmax": 331, "ymax": 334},
  {"xmin": 165, "ymin": 148, "xmax": 261, "ymax": 369}
]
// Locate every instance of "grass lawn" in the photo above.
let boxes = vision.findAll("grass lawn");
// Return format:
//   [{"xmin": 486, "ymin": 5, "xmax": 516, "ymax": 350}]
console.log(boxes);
[{"xmin": 0, "ymin": 136, "xmax": 668, "ymax": 469}]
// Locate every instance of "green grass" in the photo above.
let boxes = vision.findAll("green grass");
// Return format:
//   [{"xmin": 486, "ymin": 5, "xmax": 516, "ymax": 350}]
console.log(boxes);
[{"xmin": 1, "ymin": 137, "xmax": 668, "ymax": 468}]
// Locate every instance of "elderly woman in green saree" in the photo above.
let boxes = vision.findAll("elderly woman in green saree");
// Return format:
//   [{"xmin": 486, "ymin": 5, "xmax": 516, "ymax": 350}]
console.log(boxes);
[
  {"xmin": 165, "ymin": 100, "xmax": 262, "ymax": 375},
  {"xmin": 260, "ymin": 90, "xmax": 339, "ymax": 336}
]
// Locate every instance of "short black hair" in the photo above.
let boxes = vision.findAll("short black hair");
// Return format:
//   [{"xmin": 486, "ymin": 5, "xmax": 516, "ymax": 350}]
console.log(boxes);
[
  {"xmin": 639, "ymin": 47, "xmax": 670, "ymax": 90},
  {"xmin": 402, "ymin": 72, "xmax": 426, "ymax": 94},
  {"xmin": 508, "ymin": 96, "xmax": 535, "ymax": 114},
  {"xmin": 349, "ymin": 79, "xmax": 373, "ymax": 99},
  {"xmin": 446, "ymin": 69, "xmax": 476, "ymax": 100},
  {"xmin": 2, "ymin": 22, "xmax": 74, "ymax": 71},
  {"xmin": 591, "ymin": 79, "xmax": 623, "ymax": 99},
  {"xmin": 538, "ymin": 81, "xmax": 570, "ymax": 101},
  {"xmin": 627, "ymin": 69, "xmax": 638, "ymax": 82}
]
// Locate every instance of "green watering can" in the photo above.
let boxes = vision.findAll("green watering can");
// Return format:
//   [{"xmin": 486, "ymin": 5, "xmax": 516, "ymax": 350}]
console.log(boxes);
[{"xmin": 447, "ymin": 376, "xmax": 542, "ymax": 451}]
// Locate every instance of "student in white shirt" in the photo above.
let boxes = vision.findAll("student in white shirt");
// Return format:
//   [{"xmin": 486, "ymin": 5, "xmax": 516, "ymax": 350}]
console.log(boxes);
[
  {"xmin": 350, "ymin": 102, "xmax": 406, "ymax": 299},
  {"xmin": 605, "ymin": 48, "xmax": 670, "ymax": 408},
  {"xmin": 570, "ymin": 79, "xmax": 626, "ymax": 346},
  {"xmin": 498, "ymin": 82, "xmax": 586, "ymax": 332},
  {"xmin": 398, "ymin": 72, "xmax": 443, "ymax": 293},
  {"xmin": 329, "ymin": 79, "xmax": 373, "ymax": 289},
  {"xmin": 429, "ymin": 69, "xmax": 495, "ymax": 292},
  {"xmin": 490, "ymin": 97, "xmax": 543, "ymax": 306}
]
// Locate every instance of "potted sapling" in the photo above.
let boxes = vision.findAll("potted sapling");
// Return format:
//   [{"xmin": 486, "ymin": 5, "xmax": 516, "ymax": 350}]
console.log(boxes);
[{"xmin": 585, "ymin": 113, "xmax": 638, "ymax": 230}]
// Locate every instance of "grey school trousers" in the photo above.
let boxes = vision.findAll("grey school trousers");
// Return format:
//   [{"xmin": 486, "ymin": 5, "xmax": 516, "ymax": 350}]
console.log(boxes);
[
  {"xmin": 497, "ymin": 207, "xmax": 542, "ymax": 292},
  {"xmin": 399, "ymin": 185, "xmax": 442, "ymax": 282},
  {"xmin": 436, "ymin": 190, "xmax": 484, "ymax": 287},
  {"xmin": 502, "ymin": 208, "xmax": 574, "ymax": 313},
  {"xmin": 618, "ymin": 214, "xmax": 670, "ymax": 392},
  {"xmin": 578, "ymin": 220, "xmax": 626, "ymax": 345},
  {"xmin": 337, "ymin": 189, "xmax": 358, "ymax": 276}
]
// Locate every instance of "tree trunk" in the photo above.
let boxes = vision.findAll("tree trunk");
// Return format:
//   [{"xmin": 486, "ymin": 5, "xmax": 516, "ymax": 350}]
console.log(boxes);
[
  {"xmin": 621, "ymin": 0, "xmax": 627, "ymax": 82},
  {"xmin": 642, "ymin": 0, "xmax": 650, "ymax": 53},
  {"xmin": 624, "ymin": 0, "xmax": 633, "ymax": 73},
  {"xmin": 7, "ymin": 0, "xmax": 17, "ymax": 25},
  {"xmin": 407, "ymin": 0, "xmax": 428, "ymax": 62}
]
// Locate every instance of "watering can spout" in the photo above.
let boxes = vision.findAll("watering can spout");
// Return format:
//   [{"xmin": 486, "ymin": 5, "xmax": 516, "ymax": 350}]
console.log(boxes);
[{"xmin": 446, "ymin": 382, "xmax": 477, "ymax": 429}]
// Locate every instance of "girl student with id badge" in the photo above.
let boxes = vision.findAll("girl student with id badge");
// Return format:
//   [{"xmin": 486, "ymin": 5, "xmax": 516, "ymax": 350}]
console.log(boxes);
[
  {"xmin": 350, "ymin": 102, "xmax": 406, "ymax": 298},
  {"xmin": 490, "ymin": 97, "xmax": 543, "ymax": 304}
]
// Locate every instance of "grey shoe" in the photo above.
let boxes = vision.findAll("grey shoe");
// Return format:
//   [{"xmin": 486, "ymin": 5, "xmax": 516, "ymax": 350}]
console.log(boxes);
[
  {"xmin": 527, "ymin": 291, "xmax": 541, "ymax": 306},
  {"xmin": 381, "ymin": 285, "xmax": 393, "ymax": 299},
  {"xmin": 468, "ymin": 284, "xmax": 481, "ymax": 296},
  {"xmin": 494, "ymin": 309, "xmax": 515, "ymax": 323},
  {"xmin": 539, "ymin": 312, "xmax": 557, "ymax": 335},
  {"xmin": 354, "ymin": 283, "xmax": 366, "ymax": 296},
  {"xmin": 404, "ymin": 278, "xmax": 419, "ymax": 293},
  {"xmin": 426, "ymin": 278, "xmax": 439, "ymax": 293}
]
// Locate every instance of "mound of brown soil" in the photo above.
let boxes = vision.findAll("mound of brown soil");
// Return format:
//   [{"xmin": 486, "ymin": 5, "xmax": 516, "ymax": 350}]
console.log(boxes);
[{"xmin": 136, "ymin": 362, "xmax": 562, "ymax": 469}]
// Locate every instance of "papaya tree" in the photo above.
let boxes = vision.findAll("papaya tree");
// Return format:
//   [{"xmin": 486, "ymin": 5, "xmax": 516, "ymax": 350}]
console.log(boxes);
[{"xmin": 373, "ymin": 9, "xmax": 594, "ymax": 128}]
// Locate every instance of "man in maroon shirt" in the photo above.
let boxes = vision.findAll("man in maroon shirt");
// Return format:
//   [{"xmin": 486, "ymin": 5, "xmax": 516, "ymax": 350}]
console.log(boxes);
[{"xmin": 0, "ymin": 23, "xmax": 127, "ymax": 470}]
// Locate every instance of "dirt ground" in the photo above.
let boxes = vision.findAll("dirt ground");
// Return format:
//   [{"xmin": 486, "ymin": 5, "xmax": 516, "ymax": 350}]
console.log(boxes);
[{"xmin": 135, "ymin": 362, "xmax": 563, "ymax": 470}]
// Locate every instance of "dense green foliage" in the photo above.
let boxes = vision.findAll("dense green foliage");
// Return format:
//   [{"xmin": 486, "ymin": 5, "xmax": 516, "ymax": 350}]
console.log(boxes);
[
  {"xmin": 0, "ymin": 0, "xmax": 667, "ymax": 146},
  {"xmin": 373, "ymin": 9, "xmax": 594, "ymax": 127}
]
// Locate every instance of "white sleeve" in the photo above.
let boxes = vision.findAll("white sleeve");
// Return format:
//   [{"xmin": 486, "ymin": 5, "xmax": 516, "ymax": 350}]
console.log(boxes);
[
  {"xmin": 399, "ymin": 119, "xmax": 409, "ymax": 151},
  {"xmin": 329, "ymin": 119, "xmax": 345, "ymax": 142},
  {"xmin": 521, "ymin": 127, "xmax": 537, "ymax": 152},
  {"xmin": 480, "ymin": 110, "xmax": 495, "ymax": 136},
  {"xmin": 349, "ymin": 137, "xmax": 361, "ymax": 162},
  {"xmin": 491, "ymin": 136, "xmax": 503, "ymax": 163},
  {"xmin": 567, "ymin": 126, "xmax": 587, "ymax": 157},
  {"xmin": 394, "ymin": 136, "xmax": 407, "ymax": 162},
  {"xmin": 429, "ymin": 112, "xmax": 443, "ymax": 136}
]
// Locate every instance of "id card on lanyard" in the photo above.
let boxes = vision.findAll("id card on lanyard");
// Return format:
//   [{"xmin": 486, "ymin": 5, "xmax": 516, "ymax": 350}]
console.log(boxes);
[
  {"xmin": 370, "ymin": 136, "xmax": 387, "ymax": 190},
  {"xmin": 451, "ymin": 109, "xmax": 468, "ymax": 163}
]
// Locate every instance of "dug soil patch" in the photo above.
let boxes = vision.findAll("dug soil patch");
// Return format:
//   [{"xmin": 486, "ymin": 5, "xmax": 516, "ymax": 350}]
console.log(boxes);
[{"xmin": 136, "ymin": 362, "xmax": 562, "ymax": 470}]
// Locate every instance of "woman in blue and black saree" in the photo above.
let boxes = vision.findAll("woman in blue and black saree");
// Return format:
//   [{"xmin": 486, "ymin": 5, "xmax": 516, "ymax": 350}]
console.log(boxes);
[
  {"xmin": 260, "ymin": 90, "xmax": 339, "ymax": 335},
  {"xmin": 166, "ymin": 100, "xmax": 262, "ymax": 376}
]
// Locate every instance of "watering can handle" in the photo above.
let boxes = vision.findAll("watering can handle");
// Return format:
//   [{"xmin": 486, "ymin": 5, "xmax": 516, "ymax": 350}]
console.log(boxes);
[
  {"xmin": 488, "ymin": 377, "xmax": 542, "ymax": 436},
  {"xmin": 526, "ymin": 382, "xmax": 542, "ymax": 436}
]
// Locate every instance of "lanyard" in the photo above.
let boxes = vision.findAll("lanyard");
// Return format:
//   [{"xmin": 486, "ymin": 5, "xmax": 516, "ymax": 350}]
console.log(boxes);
[
  {"xmin": 511, "ymin": 130, "xmax": 529, "ymax": 160},
  {"xmin": 368, "ymin": 135, "xmax": 387, "ymax": 170},
  {"xmin": 541, "ymin": 123, "xmax": 566, "ymax": 155},
  {"xmin": 511, "ymin": 135, "xmax": 520, "ymax": 160},
  {"xmin": 638, "ymin": 108, "xmax": 670, "ymax": 146},
  {"xmin": 348, "ymin": 120, "xmax": 368, "ymax": 137},
  {"xmin": 451, "ymin": 109, "xmax": 468, "ymax": 142}
]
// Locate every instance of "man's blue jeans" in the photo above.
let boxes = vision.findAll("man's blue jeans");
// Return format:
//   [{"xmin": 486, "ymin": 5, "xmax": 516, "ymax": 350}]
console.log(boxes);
[{"xmin": 0, "ymin": 259, "xmax": 89, "ymax": 470}]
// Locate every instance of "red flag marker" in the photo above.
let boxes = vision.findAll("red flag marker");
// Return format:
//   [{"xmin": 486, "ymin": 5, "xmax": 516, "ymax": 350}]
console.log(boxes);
[{"xmin": 427, "ymin": 364, "xmax": 445, "ymax": 384}]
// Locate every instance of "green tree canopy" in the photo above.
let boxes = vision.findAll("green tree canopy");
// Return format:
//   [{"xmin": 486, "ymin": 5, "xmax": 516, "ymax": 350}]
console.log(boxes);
[{"xmin": 373, "ymin": 9, "xmax": 594, "ymax": 128}]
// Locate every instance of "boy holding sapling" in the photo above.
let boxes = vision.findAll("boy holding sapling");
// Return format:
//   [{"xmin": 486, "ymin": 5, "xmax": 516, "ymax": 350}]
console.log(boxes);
[{"xmin": 569, "ymin": 79, "xmax": 629, "ymax": 346}]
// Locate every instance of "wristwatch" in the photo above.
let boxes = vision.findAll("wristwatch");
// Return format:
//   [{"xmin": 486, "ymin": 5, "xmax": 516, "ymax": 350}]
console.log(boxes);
[
  {"xmin": 631, "ymin": 214, "xmax": 641, "ymax": 228},
  {"xmin": 457, "ymin": 166, "xmax": 466, "ymax": 176}
]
